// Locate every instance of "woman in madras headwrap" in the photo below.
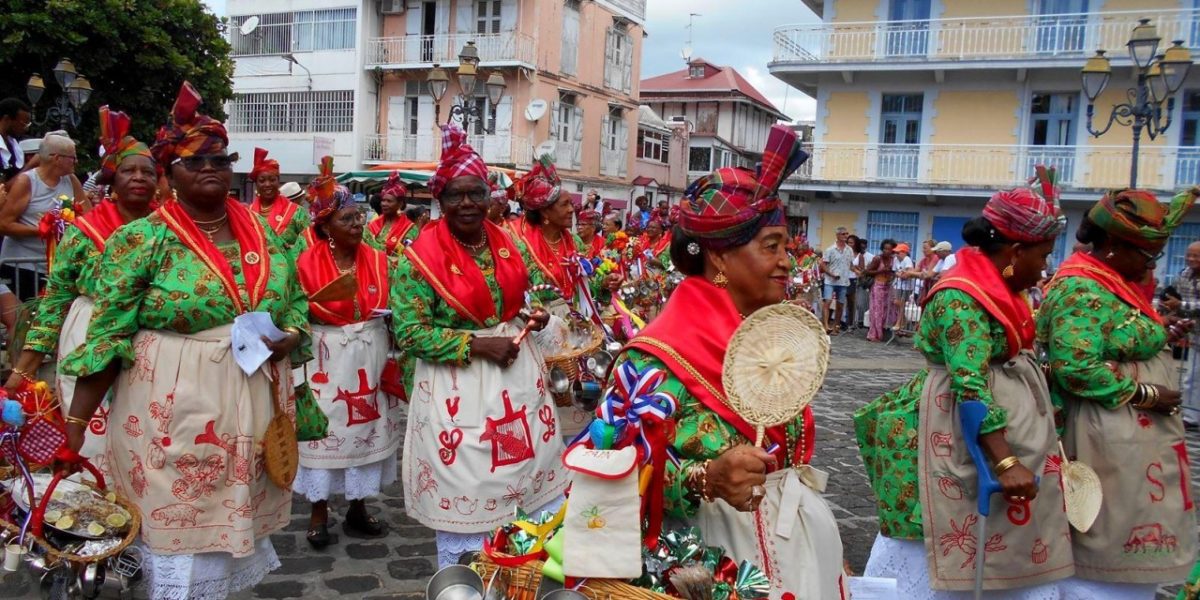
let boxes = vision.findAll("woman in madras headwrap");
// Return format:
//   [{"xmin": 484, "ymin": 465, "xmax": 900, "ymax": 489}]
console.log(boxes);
[
  {"xmin": 855, "ymin": 178, "xmax": 1073, "ymax": 598},
  {"xmin": 250, "ymin": 147, "xmax": 311, "ymax": 254},
  {"xmin": 634, "ymin": 214, "xmax": 672, "ymax": 274},
  {"xmin": 294, "ymin": 163, "xmax": 398, "ymax": 549},
  {"xmin": 620, "ymin": 126, "xmax": 844, "ymax": 599},
  {"xmin": 1040, "ymin": 188, "xmax": 1198, "ymax": 600},
  {"xmin": 391, "ymin": 123, "xmax": 565, "ymax": 567},
  {"xmin": 6, "ymin": 106, "xmax": 157, "ymax": 478},
  {"xmin": 59, "ymin": 82, "xmax": 309, "ymax": 599},
  {"xmin": 365, "ymin": 171, "xmax": 419, "ymax": 255},
  {"xmin": 577, "ymin": 208, "xmax": 605, "ymax": 259}
]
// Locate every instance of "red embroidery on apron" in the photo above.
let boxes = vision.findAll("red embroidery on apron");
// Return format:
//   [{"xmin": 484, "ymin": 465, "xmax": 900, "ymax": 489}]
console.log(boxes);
[
  {"xmin": 1007, "ymin": 500, "xmax": 1032, "ymax": 526},
  {"xmin": 128, "ymin": 451, "xmax": 147, "ymax": 498},
  {"xmin": 940, "ymin": 513, "xmax": 1007, "ymax": 568},
  {"xmin": 151, "ymin": 503, "xmax": 203, "ymax": 527},
  {"xmin": 89, "ymin": 405, "xmax": 108, "ymax": 435},
  {"xmin": 413, "ymin": 458, "xmax": 439, "ymax": 499},
  {"xmin": 123, "ymin": 416, "xmax": 143, "ymax": 437},
  {"xmin": 1124, "ymin": 523, "xmax": 1178, "ymax": 555},
  {"xmin": 334, "ymin": 369, "xmax": 380, "ymax": 426},
  {"xmin": 1032, "ymin": 538, "xmax": 1049, "ymax": 564},
  {"xmin": 1149, "ymin": 462, "xmax": 1167, "ymax": 503},
  {"xmin": 445, "ymin": 396, "xmax": 461, "ymax": 420},
  {"xmin": 171, "ymin": 453, "xmax": 223, "ymax": 501},
  {"xmin": 438, "ymin": 428, "xmax": 463, "ymax": 466},
  {"xmin": 935, "ymin": 473, "xmax": 964, "ymax": 500},
  {"xmin": 192, "ymin": 420, "xmax": 254, "ymax": 485},
  {"xmin": 480, "ymin": 391, "xmax": 535, "ymax": 472},
  {"xmin": 929, "ymin": 431, "xmax": 953, "ymax": 457},
  {"xmin": 149, "ymin": 392, "xmax": 175, "ymax": 434},
  {"xmin": 538, "ymin": 405, "xmax": 556, "ymax": 442},
  {"xmin": 223, "ymin": 489, "xmax": 268, "ymax": 521},
  {"xmin": 1173, "ymin": 441, "xmax": 1194, "ymax": 510},
  {"xmin": 454, "ymin": 496, "xmax": 478, "ymax": 515}
]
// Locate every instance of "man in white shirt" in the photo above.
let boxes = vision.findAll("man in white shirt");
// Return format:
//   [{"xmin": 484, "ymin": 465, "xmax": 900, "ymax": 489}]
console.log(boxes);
[
  {"xmin": 0, "ymin": 98, "xmax": 32, "ymax": 183},
  {"xmin": 892, "ymin": 243, "xmax": 917, "ymax": 333},
  {"xmin": 932, "ymin": 241, "xmax": 955, "ymax": 280},
  {"xmin": 821, "ymin": 227, "xmax": 855, "ymax": 333}
]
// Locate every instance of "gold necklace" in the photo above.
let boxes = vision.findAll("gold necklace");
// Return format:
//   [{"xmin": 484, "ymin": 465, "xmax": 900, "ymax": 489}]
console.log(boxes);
[
  {"xmin": 196, "ymin": 215, "xmax": 228, "ymax": 243},
  {"xmin": 452, "ymin": 230, "xmax": 488, "ymax": 253}
]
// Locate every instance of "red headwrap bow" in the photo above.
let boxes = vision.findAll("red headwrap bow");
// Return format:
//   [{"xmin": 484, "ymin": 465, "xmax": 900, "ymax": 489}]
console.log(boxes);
[
  {"xmin": 381, "ymin": 171, "xmax": 408, "ymax": 200},
  {"xmin": 980, "ymin": 165, "xmax": 1066, "ymax": 244},
  {"xmin": 151, "ymin": 81, "xmax": 228, "ymax": 166},
  {"xmin": 97, "ymin": 105, "xmax": 151, "ymax": 186},
  {"xmin": 515, "ymin": 154, "xmax": 562, "ymax": 212},
  {"xmin": 250, "ymin": 147, "xmax": 280, "ymax": 181},
  {"xmin": 307, "ymin": 156, "xmax": 353, "ymax": 227},
  {"xmin": 429, "ymin": 121, "xmax": 489, "ymax": 199}
]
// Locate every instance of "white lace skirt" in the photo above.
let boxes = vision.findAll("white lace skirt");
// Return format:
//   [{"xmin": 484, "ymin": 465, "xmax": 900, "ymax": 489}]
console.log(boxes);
[
  {"xmin": 435, "ymin": 496, "xmax": 565, "ymax": 568},
  {"xmin": 1056, "ymin": 577, "xmax": 1158, "ymax": 600},
  {"xmin": 140, "ymin": 537, "xmax": 279, "ymax": 600},
  {"xmin": 864, "ymin": 534, "xmax": 1062, "ymax": 600},
  {"xmin": 292, "ymin": 452, "xmax": 398, "ymax": 503}
]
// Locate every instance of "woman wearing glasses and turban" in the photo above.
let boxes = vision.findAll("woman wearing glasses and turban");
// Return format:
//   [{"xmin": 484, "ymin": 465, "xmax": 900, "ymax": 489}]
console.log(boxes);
[
  {"xmin": 391, "ymin": 123, "xmax": 565, "ymax": 567},
  {"xmin": 1041, "ymin": 188, "xmax": 1199, "ymax": 600},
  {"xmin": 250, "ymin": 147, "xmax": 310, "ymax": 254},
  {"xmin": 59, "ymin": 82, "xmax": 310, "ymax": 599},
  {"xmin": 365, "ymin": 172, "xmax": 420, "ymax": 255}
]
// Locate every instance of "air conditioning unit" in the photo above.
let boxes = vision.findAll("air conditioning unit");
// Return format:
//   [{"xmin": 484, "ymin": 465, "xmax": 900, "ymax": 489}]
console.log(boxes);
[
  {"xmin": 380, "ymin": 0, "xmax": 406, "ymax": 14},
  {"xmin": 669, "ymin": 115, "xmax": 688, "ymax": 123}
]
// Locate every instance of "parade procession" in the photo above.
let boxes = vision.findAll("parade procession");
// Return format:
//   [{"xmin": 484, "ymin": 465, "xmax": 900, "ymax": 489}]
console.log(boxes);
[{"xmin": 6, "ymin": 0, "xmax": 1200, "ymax": 599}]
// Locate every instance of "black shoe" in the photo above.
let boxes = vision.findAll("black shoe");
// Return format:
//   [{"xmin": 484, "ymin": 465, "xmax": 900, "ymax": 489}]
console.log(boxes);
[
  {"xmin": 306, "ymin": 522, "xmax": 331, "ymax": 549},
  {"xmin": 344, "ymin": 510, "xmax": 385, "ymax": 538}
]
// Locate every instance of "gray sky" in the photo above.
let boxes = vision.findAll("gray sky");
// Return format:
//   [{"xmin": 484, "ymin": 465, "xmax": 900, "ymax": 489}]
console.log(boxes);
[{"xmin": 201, "ymin": 0, "xmax": 819, "ymax": 120}]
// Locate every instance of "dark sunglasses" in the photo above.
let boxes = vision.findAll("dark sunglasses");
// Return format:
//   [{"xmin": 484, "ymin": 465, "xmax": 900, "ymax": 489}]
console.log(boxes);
[
  {"xmin": 173, "ymin": 152, "xmax": 239, "ymax": 172},
  {"xmin": 441, "ymin": 189, "xmax": 488, "ymax": 206},
  {"xmin": 1135, "ymin": 247, "xmax": 1165, "ymax": 264}
]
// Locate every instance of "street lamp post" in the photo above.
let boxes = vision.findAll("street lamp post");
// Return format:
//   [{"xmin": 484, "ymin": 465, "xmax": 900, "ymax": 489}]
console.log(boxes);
[
  {"xmin": 1081, "ymin": 19, "xmax": 1194, "ymax": 189},
  {"xmin": 26, "ymin": 58, "xmax": 94, "ymax": 132},
  {"xmin": 425, "ymin": 42, "xmax": 508, "ymax": 134}
]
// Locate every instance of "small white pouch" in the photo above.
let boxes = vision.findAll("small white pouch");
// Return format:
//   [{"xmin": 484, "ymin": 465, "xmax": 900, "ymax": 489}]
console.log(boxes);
[{"xmin": 561, "ymin": 445, "xmax": 643, "ymax": 578}]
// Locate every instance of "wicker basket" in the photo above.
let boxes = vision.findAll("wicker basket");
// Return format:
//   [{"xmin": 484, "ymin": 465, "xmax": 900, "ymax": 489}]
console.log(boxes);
[
  {"xmin": 473, "ymin": 553, "xmax": 671, "ymax": 600},
  {"xmin": 0, "ymin": 478, "xmax": 141, "ymax": 565},
  {"xmin": 543, "ymin": 321, "xmax": 604, "ymax": 383}
]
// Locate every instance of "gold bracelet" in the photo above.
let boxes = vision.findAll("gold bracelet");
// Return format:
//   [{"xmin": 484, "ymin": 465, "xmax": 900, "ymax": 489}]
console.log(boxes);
[
  {"xmin": 993, "ymin": 455, "xmax": 1022, "ymax": 476},
  {"xmin": 699, "ymin": 459, "xmax": 714, "ymax": 503},
  {"xmin": 282, "ymin": 326, "xmax": 302, "ymax": 337},
  {"xmin": 10, "ymin": 367, "xmax": 34, "ymax": 382},
  {"xmin": 64, "ymin": 415, "xmax": 90, "ymax": 428}
]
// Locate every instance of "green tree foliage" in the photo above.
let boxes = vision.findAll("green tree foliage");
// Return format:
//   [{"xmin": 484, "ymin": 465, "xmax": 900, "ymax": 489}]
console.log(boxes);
[{"xmin": 0, "ymin": 0, "xmax": 234, "ymax": 169}]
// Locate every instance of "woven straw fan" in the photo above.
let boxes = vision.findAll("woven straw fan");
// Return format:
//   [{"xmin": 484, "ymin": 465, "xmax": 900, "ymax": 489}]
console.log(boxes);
[
  {"xmin": 308, "ymin": 273, "xmax": 356, "ymax": 303},
  {"xmin": 1058, "ymin": 441, "xmax": 1102, "ymax": 533},
  {"xmin": 722, "ymin": 303, "xmax": 830, "ymax": 447}
]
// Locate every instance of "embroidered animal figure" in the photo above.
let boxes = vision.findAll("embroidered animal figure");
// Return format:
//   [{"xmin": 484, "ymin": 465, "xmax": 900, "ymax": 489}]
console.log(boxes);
[
  {"xmin": 151, "ymin": 503, "xmax": 204, "ymax": 527},
  {"xmin": 148, "ymin": 392, "xmax": 175, "ymax": 434},
  {"xmin": 223, "ymin": 490, "xmax": 268, "ymax": 521}
]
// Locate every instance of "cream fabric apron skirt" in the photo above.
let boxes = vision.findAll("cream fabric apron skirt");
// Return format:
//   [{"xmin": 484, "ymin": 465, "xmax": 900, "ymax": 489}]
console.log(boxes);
[
  {"xmin": 1062, "ymin": 349, "xmax": 1196, "ymax": 584},
  {"xmin": 103, "ymin": 326, "xmax": 293, "ymax": 558},
  {"xmin": 55, "ymin": 296, "xmax": 110, "ymax": 476},
  {"xmin": 918, "ymin": 352, "xmax": 1073, "ymax": 591},
  {"xmin": 298, "ymin": 319, "xmax": 401, "ymax": 470},
  {"xmin": 404, "ymin": 318, "xmax": 568, "ymax": 534},
  {"xmin": 695, "ymin": 465, "xmax": 847, "ymax": 600}
]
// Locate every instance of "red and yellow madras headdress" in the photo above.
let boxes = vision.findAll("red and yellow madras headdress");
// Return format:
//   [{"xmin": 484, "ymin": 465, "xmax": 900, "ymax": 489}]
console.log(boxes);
[
  {"xmin": 381, "ymin": 171, "xmax": 408, "ymax": 200},
  {"xmin": 151, "ymin": 81, "xmax": 228, "ymax": 166},
  {"xmin": 981, "ymin": 165, "xmax": 1067, "ymax": 244},
  {"xmin": 429, "ymin": 121, "xmax": 489, "ymax": 199},
  {"xmin": 249, "ymin": 147, "xmax": 280, "ymax": 181},
  {"xmin": 1088, "ymin": 186, "xmax": 1199, "ymax": 249},
  {"xmin": 515, "ymin": 154, "xmax": 562, "ymax": 212},
  {"xmin": 679, "ymin": 124, "xmax": 808, "ymax": 249},
  {"xmin": 97, "ymin": 105, "xmax": 152, "ymax": 186},
  {"xmin": 307, "ymin": 156, "xmax": 354, "ymax": 227}
]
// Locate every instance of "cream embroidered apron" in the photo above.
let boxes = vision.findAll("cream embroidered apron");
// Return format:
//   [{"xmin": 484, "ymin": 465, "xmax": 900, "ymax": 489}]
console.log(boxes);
[
  {"xmin": 1063, "ymin": 349, "xmax": 1196, "ymax": 583},
  {"xmin": 103, "ymin": 326, "xmax": 293, "ymax": 558},
  {"xmin": 918, "ymin": 351, "xmax": 1074, "ymax": 591},
  {"xmin": 695, "ymin": 465, "xmax": 847, "ymax": 600},
  {"xmin": 55, "ymin": 296, "xmax": 109, "ymax": 477},
  {"xmin": 299, "ymin": 319, "xmax": 401, "ymax": 470},
  {"xmin": 403, "ymin": 319, "xmax": 568, "ymax": 534}
]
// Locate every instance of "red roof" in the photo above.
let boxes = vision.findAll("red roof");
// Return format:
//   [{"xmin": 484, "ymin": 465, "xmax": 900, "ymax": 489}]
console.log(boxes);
[
  {"xmin": 640, "ymin": 59, "xmax": 783, "ymax": 117},
  {"xmin": 631, "ymin": 176, "xmax": 657, "ymax": 186}
]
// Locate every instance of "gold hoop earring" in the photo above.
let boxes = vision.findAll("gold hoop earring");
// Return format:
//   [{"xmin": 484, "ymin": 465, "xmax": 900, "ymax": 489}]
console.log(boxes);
[
  {"xmin": 328, "ymin": 239, "xmax": 336, "ymax": 250},
  {"xmin": 1002, "ymin": 264, "xmax": 1015, "ymax": 279},
  {"xmin": 713, "ymin": 271, "xmax": 728, "ymax": 289}
]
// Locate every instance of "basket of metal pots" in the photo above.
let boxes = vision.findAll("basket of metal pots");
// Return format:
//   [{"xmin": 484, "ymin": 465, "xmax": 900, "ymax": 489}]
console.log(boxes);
[
  {"xmin": 532, "ymin": 313, "xmax": 610, "ymax": 410},
  {"xmin": 0, "ymin": 380, "xmax": 143, "ymax": 599}
]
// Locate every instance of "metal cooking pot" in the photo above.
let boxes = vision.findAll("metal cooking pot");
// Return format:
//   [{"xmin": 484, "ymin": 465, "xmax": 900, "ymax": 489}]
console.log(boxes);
[
  {"xmin": 425, "ymin": 564, "xmax": 484, "ymax": 600},
  {"xmin": 548, "ymin": 366, "xmax": 571, "ymax": 395},
  {"xmin": 585, "ymin": 351, "xmax": 613, "ymax": 379}
]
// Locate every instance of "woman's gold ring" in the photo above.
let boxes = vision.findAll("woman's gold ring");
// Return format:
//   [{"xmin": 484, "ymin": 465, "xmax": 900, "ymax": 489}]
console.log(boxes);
[{"xmin": 751, "ymin": 485, "xmax": 766, "ymax": 501}]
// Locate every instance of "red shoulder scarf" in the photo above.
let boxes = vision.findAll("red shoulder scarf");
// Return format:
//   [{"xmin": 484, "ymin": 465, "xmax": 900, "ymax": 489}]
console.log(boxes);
[
  {"xmin": 298, "ymin": 241, "xmax": 390, "ymax": 326},
  {"xmin": 627, "ymin": 277, "xmax": 815, "ymax": 467},
  {"xmin": 368, "ymin": 214, "xmax": 415, "ymax": 254},
  {"xmin": 404, "ymin": 220, "xmax": 528, "ymax": 327},
  {"xmin": 926, "ymin": 247, "xmax": 1034, "ymax": 358},
  {"xmin": 644, "ymin": 232, "xmax": 671, "ymax": 257},
  {"xmin": 158, "ymin": 199, "xmax": 270, "ymax": 313},
  {"xmin": 74, "ymin": 199, "xmax": 127, "ymax": 252},
  {"xmin": 1052, "ymin": 250, "xmax": 1163, "ymax": 324},
  {"xmin": 586, "ymin": 234, "xmax": 605, "ymax": 259},
  {"xmin": 515, "ymin": 218, "xmax": 578, "ymax": 300},
  {"xmin": 250, "ymin": 196, "xmax": 301, "ymax": 236}
]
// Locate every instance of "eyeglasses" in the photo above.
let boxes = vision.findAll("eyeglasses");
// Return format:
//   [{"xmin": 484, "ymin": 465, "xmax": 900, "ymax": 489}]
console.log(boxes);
[
  {"xmin": 441, "ymin": 189, "xmax": 488, "ymax": 206},
  {"xmin": 51, "ymin": 153, "xmax": 77, "ymax": 162},
  {"xmin": 172, "ymin": 153, "xmax": 238, "ymax": 172},
  {"xmin": 1136, "ymin": 247, "xmax": 1165, "ymax": 264},
  {"xmin": 334, "ymin": 211, "xmax": 366, "ymax": 226}
]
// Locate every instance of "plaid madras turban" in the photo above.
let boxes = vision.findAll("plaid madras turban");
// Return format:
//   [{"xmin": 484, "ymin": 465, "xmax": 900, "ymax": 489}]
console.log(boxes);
[
  {"xmin": 981, "ymin": 165, "xmax": 1066, "ymax": 244},
  {"xmin": 249, "ymin": 147, "xmax": 280, "ymax": 181},
  {"xmin": 151, "ymin": 81, "xmax": 228, "ymax": 166},
  {"xmin": 382, "ymin": 171, "xmax": 408, "ymax": 199},
  {"xmin": 515, "ymin": 154, "xmax": 561, "ymax": 212},
  {"xmin": 97, "ymin": 105, "xmax": 151, "ymax": 186},
  {"xmin": 307, "ymin": 156, "xmax": 354, "ymax": 226},
  {"xmin": 429, "ymin": 121, "xmax": 489, "ymax": 199},
  {"xmin": 1089, "ymin": 187, "xmax": 1199, "ymax": 249}
]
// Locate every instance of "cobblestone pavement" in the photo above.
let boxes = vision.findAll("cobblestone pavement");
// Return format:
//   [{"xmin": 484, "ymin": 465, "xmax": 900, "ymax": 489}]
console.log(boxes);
[{"xmin": 2, "ymin": 331, "xmax": 1196, "ymax": 598}]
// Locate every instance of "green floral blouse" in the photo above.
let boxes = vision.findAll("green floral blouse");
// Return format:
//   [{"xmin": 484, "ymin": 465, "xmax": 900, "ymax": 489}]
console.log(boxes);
[
  {"xmin": 363, "ymin": 217, "xmax": 421, "ymax": 255},
  {"xmin": 257, "ymin": 206, "xmax": 312, "ymax": 257},
  {"xmin": 854, "ymin": 288, "xmax": 1012, "ymax": 540},
  {"xmin": 60, "ymin": 213, "xmax": 311, "ymax": 377},
  {"xmin": 517, "ymin": 232, "xmax": 608, "ymax": 307},
  {"xmin": 25, "ymin": 227, "xmax": 104, "ymax": 355},
  {"xmin": 1036, "ymin": 276, "xmax": 1166, "ymax": 409},
  {"xmin": 627, "ymin": 349, "xmax": 812, "ymax": 521}
]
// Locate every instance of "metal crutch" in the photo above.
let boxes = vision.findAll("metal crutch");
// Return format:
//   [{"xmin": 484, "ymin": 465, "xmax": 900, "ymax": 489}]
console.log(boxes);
[{"xmin": 959, "ymin": 401, "xmax": 1003, "ymax": 600}]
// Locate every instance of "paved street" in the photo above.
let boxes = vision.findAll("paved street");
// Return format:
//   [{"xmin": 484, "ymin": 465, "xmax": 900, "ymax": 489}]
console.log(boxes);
[{"xmin": 1, "ymin": 333, "xmax": 1195, "ymax": 599}]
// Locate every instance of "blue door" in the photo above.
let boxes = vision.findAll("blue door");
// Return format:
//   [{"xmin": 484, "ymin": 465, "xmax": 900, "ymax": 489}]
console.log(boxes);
[
  {"xmin": 886, "ymin": 0, "xmax": 931, "ymax": 57},
  {"xmin": 931, "ymin": 216, "xmax": 969, "ymax": 249},
  {"xmin": 867, "ymin": 211, "xmax": 919, "ymax": 253},
  {"xmin": 1035, "ymin": 0, "xmax": 1088, "ymax": 54}
]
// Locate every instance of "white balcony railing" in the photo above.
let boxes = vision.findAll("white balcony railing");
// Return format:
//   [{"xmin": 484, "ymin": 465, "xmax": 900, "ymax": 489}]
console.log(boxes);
[
  {"xmin": 791, "ymin": 142, "xmax": 1200, "ymax": 192},
  {"xmin": 366, "ymin": 32, "xmax": 536, "ymax": 67},
  {"xmin": 773, "ymin": 8, "xmax": 1200, "ymax": 65},
  {"xmin": 364, "ymin": 133, "xmax": 530, "ymax": 166}
]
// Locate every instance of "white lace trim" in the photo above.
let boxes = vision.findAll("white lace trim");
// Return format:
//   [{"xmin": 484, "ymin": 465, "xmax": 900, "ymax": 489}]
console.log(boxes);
[
  {"xmin": 139, "ymin": 537, "xmax": 279, "ymax": 600},
  {"xmin": 1057, "ymin": 577, "xmax": 1159, "ymax": 600},
  {"xmin": 293, "ymin": 452, "xmax": 398, "ymax": 502},
  {"xmin": 433, "ymin": 495, "xmax": 565, "ymax": 569},
  {"xmin": 863, "ymin": 534, "xmax": 1061, "ymax": 600}
]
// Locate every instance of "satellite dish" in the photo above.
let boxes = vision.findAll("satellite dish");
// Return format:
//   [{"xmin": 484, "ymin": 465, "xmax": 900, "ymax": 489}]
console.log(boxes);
[
  {"xmin": 534, "ymin": 140, "xmax": 557, "ymax": 159},
  {"xmin": 524, "ymin": 99, "xmax": 548, "ymax": 122},
  {"xmin": 681, "ymin": 44, "xmax": 692, "ymax": 62},
  {"xmin": 240, "ymin": 16, "xmax": 260, "ymax": 36}
]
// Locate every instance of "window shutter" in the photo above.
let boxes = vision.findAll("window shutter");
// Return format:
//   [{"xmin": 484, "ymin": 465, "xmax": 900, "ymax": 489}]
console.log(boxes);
[
  {"xmin": 617, "ymin": 119, "xmax": 629, "ymax": 177},
  {"xmin": 572, "ymin": 106, "xmax": 584, "ymax": 169},
  {"xmin": 604, "ymin": 28, "xmax": 615, "ymax": 89},
  {"xmin": 550, "ymin": 101, "xmax": 561, "ymax": 141},
  {"xmin": 456, "ymin": 0, "xmax": 474, "ymax": 34},
  {"xmin": 501, "ymin": 0, "xmax": 517, "ymax": 31},
  {"xmin": 601, "ymin": 114, "xmax": 612, "ymax": 175},
  {"xmin": 621, "ymin": 35, "xmax": 634, "ymax": 93},
  {"xmin": 417, "ymin": 96, "xmax": 436, "ymax": 160}
]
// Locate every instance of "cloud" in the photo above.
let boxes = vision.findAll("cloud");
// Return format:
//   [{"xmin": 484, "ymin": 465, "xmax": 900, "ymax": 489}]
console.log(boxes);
[{"xmin": 640, "ymin": 0, "xmax": 819, "ymax": 122}]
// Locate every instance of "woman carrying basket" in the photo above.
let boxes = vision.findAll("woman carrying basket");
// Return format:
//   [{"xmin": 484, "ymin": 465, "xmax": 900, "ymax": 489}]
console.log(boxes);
[
  {"xmin": 617, "ymin": 125, "xmax": 844, "ymax": 599},
  {"xmin": 855, "ymin": 179, "xmax": 1074, "ymax": 597},
  {"xmin": 391, "ymin": 122, "xmax": 566, "ymax": 568},
  {"xmin": 1040, "ymin": 188, "xmax": 1198, "ymax": 599}
]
